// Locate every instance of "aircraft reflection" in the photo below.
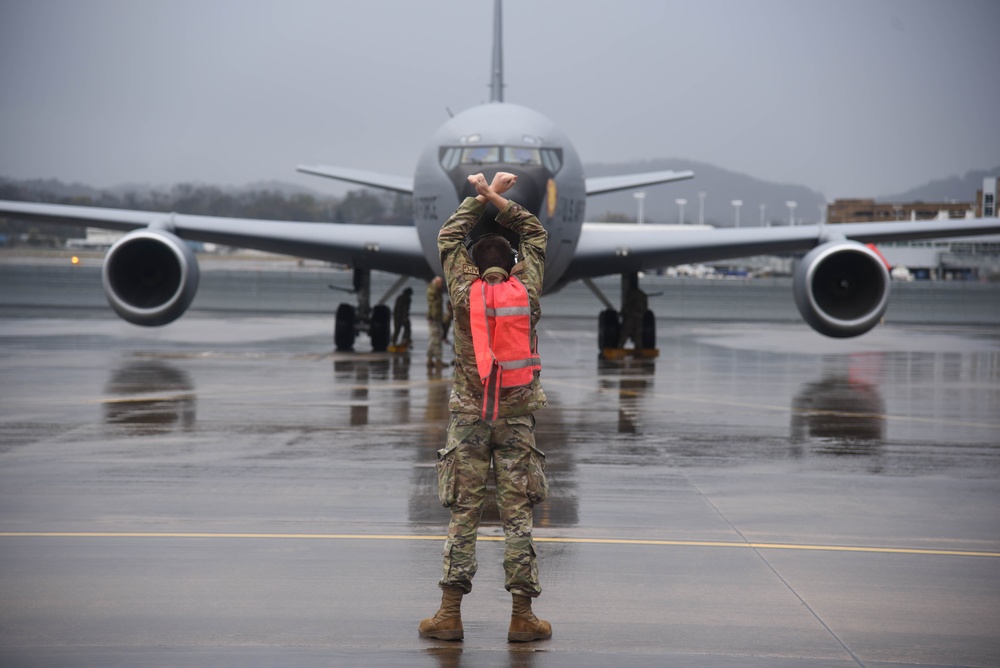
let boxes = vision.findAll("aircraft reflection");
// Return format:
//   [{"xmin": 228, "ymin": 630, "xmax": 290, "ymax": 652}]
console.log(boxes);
[
  {"xmin": 408, "ymin": 362, "xmax": 452, "ymax": 526},
  {"xmin": 103, "ymin": 359, "xmax": 196, "ymax": 435},
  {"xmin": 333, "ymin": 357, "xmax": 391, "ymax": 426},
  {"xmin": 791, "ymin": 353, "xmax": 886, "ymax": 455},
  {"xmin": 597, "ymin": 358, "xmax": 655, "ymax": 434}
]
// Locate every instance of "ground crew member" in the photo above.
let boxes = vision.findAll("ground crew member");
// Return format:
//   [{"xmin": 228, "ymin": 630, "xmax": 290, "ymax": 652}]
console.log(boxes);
[
  {"xmin": 391, "ymin": 287, "xmax": 413, "ymax": 347},
  {"xmin": 427, "ymin": 276, "xmax": 445, "ymax": 366},
  {"xmin": 419, "ymin": 171, "xmax": 551, "ymax": 643}
]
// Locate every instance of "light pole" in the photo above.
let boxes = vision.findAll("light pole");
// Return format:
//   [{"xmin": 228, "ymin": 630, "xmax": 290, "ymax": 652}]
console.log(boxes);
[
  {"xmin": 786, "ymin": 200, "xmax": 797, "ymax": 226},
  {"xmin": 634, "ymin": 191, "xmax": 646, "ymax": 225},
  {"xmin": 731, "ymin": 199, "xmax": 743, "ymax": 228},
  {"xmin": 697, "ymin": 191, "xmax": 706, "ymax": 226},
  {"xmin": 760, "ymin": 203, "xmax": 767, "ymax": 227},
  {"xmin": 675, "ymin": 198, "xmax": 687, "ymax": 226}
]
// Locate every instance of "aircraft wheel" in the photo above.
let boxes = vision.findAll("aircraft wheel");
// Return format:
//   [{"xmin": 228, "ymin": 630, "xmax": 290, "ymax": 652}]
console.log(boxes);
[
  {"xmin": 641, "ymin": 309, "xmax": 656, "ymax": 349},
  {"xmin": 334, "ymin": 303, "xmax": 357, "ymax": 351},
  {"xmin": 598, "ymin": 308, "xmax": 620, "ymax": 349},
  {"xmin": 370, "ymin": 304, "xmax": 391, "ymax": 352}
]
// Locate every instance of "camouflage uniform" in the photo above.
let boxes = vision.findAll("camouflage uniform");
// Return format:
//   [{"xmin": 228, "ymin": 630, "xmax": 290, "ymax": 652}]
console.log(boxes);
[
  {"xmin": 426, "ymin": 280, "xmax": 444, "ymax": 363},
  {"xmin": 434, "ymin": 197, "xmax": 548, "ymax": 597}
]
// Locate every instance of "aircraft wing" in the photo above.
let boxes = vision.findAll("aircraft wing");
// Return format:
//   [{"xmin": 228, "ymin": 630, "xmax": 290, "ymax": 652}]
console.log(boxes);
[
  {"xmin": 0, "ymin": 200, "xmax": 431, "ymax": 278},
  {"xmin": 585, "ymin": 170, "xmax": 694, "ymax": 196},
  {"xmin": 296, "ymin": 164, "xmax": 414, "ymax": 194},
  {"xmin": 563, "ymin": 217, "xmax": 1000, "ymax": 281},
  {"xmin": 299, "ymin": 165, "xmax": 695, "ymax": 197}
]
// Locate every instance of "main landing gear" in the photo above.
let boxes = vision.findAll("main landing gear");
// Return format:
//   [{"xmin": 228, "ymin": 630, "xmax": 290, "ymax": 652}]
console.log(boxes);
[
  {"xmin": 585, "ymin": 272, "xmax": 658, "ymax": 359},
  {"xmin": 331, "ymin": 268, "xmax": 407, "ymax": 353}
]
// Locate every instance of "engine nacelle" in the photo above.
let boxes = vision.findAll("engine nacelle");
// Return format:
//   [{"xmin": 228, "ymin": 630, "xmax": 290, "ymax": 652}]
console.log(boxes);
[
  {"xmin": 793, "ymin": 240, "xmax": 890, "ymax": 338},
  {"xmin": 102, "ymin": 228, "xmax": 200, "ymax": 326}
]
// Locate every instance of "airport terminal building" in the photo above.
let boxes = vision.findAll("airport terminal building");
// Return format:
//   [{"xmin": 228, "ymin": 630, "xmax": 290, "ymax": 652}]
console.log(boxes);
[
  {"xmin": 826, "ymin": 177, "xmax": 1000, "ymax": 280},
  {"xmin": 826, "ymin": 177, "xmax": 998, "ymax": 224}
]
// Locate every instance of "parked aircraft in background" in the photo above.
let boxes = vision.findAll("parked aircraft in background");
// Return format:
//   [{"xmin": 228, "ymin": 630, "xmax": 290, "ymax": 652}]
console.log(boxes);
[{"xmin": 1, "ymin": 0, "xmax": 998, "ymax": 351}]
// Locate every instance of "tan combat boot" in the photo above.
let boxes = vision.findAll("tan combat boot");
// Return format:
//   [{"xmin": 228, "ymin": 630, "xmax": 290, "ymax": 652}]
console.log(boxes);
[
  {"xmin": 418, "ymin": 586, "xmax": 465, "ymax": 640},
  {"xmin": 507, "ymin": 594, "xmax": 552, "ymax": 642}
]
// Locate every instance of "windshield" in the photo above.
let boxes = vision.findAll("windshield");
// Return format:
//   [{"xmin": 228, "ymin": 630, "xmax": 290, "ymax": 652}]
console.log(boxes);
[{"xmin": 440, "ymin": 145, "xmax": 562, "ymax": 173}]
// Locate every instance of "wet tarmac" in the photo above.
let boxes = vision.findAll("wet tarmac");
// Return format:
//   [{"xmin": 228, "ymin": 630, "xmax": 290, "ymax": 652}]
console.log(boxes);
[{"xmin": 1, "ymin": 304, "xmax": 999, "ymax": 666}]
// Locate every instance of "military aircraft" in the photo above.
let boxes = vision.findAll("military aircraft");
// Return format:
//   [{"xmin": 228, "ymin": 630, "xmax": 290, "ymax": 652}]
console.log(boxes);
[{"xmin": 2, "ymin": 0, "xmax": 998, "ymax": 351}]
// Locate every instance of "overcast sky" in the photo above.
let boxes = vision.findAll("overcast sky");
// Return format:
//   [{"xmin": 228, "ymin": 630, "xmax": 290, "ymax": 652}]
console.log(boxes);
[{"xmin": 0, "ymin": 0, "xmax": 997, "ymax": 201}]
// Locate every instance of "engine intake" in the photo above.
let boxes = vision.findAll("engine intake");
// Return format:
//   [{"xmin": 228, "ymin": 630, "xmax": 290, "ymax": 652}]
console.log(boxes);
[
  {"xmin": 793, "ymin": 240, "xmax": 890, "ymax": 338},
  {"xmin": 102, "ymin": 228, "xmax": 200, "ymax": 326}
]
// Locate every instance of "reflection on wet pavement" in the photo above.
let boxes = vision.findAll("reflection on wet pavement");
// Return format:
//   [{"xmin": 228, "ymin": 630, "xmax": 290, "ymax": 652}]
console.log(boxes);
[
  {"xmin": 4, "ymin": 316, "xmax": 996, "ymax": 535},
  {"xmin": 104, "ymin": 359, "xmax": 196, "ymax": 435},
  {"xmin": 791, "ymin": 353, "xmax": 887, "ymax": 447},
  {"xmin": 597, "ymin": 358, "xmax": 655, "ymax": 435},
  {"xmin": 424, "ymin": 646, "xmax": 543, "ymax": 668},
  {"xmin": 540, "ymin": 323, "xmax": 1000, "ymax": 481}
]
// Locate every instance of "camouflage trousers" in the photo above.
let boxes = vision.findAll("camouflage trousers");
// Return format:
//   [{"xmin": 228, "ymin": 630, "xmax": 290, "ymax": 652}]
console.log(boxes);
[
  {"xmin": 435, "ymin": 413, "xmax": 548, "ymax": 597},
  {"xmin": 427, "ymin": 320, "xmax": 443, "ymax": 362}
]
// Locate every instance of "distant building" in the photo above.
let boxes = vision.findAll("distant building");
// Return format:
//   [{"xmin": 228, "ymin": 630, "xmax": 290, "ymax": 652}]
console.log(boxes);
[
  {"xmin": 976, "ymin": 177, "xmax": 998, "ymax": 218},
  {"xmin": 826, "ymin": 199, "xmax": 973, "ymax": 224},
  {"xmin": 827, "ymin": 177, "xmax": 999, "ymax": 224},
  {"xmin": 65, "ymin": 227, "xmax": 125, "ymax": 250}
]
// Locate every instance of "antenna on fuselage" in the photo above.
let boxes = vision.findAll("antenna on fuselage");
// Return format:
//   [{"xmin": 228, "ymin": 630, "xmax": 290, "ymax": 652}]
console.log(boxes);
[{"xmin": 490, "ymin": 0, "xmax": 504, "ymax": 103}]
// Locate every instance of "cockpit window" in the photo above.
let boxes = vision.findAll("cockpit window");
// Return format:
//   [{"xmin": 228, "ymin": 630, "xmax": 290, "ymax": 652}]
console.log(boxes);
[
  {"xmin": 440, "ymin": 147, "xmax": 461, "ymax": 171},
  {"xmin": 503, "ymin": 147, "xmax": 541, "ymax": 165},
  {"xmin": 541, "ymin": 149, "xmax": 562, "ymax": 173},
  {"xmin": 439, "ymin": 145, "xmax": 562, "ymax": 173},
  {"xmin": 461, "ymin": 146, "xmax": 501, "ymax": 164}
]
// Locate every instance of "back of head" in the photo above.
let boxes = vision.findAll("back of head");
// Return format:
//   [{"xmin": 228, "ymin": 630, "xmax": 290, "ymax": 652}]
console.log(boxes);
[{"xmin": 470, "ymin": 234, "xmax": 515, "ymax": 275}]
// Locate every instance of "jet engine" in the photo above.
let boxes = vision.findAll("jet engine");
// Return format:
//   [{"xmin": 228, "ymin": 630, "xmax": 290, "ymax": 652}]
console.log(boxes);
[
  {"xmin": 102, "ymin": 228, "xmax": 199, "ymax": 326},
  {"xmin": 792, "ymin": 240, "xmax": 890, "ymax": 338}
]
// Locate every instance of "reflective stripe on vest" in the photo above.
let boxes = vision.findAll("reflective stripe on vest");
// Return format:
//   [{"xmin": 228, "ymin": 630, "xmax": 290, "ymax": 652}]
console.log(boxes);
[{"xmin": 469, "ymin": 276, "xmax": 541, "ymax": 420}]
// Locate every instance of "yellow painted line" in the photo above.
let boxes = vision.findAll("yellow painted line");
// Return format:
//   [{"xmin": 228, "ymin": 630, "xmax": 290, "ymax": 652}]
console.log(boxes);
[{"xmin": 1, "ymin": 532, "xmax": 997, "ymax": 558}]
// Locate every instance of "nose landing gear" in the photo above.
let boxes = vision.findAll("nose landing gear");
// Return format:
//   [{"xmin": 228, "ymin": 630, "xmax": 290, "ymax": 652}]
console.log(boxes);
[
  {"xmin": 331, "ymin": 267, "xmax": 402, "ymax": 352},
  {"xmin": 586, "ymin": 273, "xmax": 658, "ymax": 360}
]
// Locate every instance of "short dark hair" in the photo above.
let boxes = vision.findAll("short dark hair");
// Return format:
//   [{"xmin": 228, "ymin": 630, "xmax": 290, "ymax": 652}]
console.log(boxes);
[{"xmin": 470, "ymin": 234, "xmax": 515, "ymax": 273}]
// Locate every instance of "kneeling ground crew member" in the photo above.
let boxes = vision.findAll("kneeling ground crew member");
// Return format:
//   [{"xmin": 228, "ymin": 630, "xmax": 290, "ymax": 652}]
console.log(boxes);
[{"xmin": 419, "ymin": 171, "xmax": 551, "ymax": 642}]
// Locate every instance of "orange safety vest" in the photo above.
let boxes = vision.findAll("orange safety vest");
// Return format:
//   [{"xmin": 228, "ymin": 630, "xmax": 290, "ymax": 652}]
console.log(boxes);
[{"xmin": 469, "ymin": 276, "xmax": 542, "ymax": 420}]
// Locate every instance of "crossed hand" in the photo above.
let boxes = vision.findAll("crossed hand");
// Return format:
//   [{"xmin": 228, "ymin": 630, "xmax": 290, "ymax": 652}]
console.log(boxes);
[{"xmin": 468, "ymin": 171, "xmax": 517, "ymax": 197}]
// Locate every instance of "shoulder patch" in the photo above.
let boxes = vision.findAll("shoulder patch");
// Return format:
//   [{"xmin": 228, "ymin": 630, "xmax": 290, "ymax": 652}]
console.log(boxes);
[{"xmin": 462, "ymin": 265, "xmax": 481, "ymax": 277}]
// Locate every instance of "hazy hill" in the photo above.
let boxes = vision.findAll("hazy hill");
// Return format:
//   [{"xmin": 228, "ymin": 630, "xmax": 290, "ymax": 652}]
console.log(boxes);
[
  {"xmin": 878, "ymin": 166, "xmax": 1000, "ymax": 204},
  {"xmin": 583, "ymin": 159, "xmax": 826, "ymax": 227}
]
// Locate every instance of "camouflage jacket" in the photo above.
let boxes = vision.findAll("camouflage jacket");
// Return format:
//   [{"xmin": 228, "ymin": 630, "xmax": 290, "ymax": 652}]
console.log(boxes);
[{"xmin": 438, "ymin": 197, "xmax": 548, "ymax": 417}]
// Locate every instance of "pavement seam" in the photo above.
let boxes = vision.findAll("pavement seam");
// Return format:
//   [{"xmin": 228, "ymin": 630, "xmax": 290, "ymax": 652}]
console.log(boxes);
[{"xmin": 686, "ymin": 478, "xmax": 868, "ymax": 668}]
